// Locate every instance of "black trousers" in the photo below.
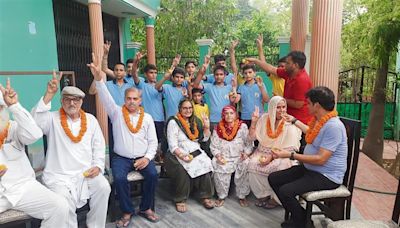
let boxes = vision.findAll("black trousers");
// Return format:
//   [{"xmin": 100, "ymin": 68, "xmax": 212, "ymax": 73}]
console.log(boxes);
[{"xmin": 268, "ymin": 165, "xmax": 339, "ymax": 227}]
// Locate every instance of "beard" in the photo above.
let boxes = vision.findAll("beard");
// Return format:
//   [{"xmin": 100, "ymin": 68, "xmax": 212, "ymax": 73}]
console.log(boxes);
[{"xmin": 0, "ymin": 108, "xmax": 10, "ymax": 132}]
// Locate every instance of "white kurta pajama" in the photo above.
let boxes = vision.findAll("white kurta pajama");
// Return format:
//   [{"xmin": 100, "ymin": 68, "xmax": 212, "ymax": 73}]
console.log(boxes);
[
  {"xmin": 32, "ymin": 98, "xmax": 111, "ymax": 228},
  {"xmin": 167, "ymin": 119, "xmax": 213, "ymax": 178},
  {"xmin": 248, "ymin": 96, "xmax": 302, "ymax": 201},
  {"xmin": 0, "ymin": 103, "xmax": 69, "ymax": 228},
  {"xmin": 210, "ymin": 124, "xmax": 253, "ymax": 199}
]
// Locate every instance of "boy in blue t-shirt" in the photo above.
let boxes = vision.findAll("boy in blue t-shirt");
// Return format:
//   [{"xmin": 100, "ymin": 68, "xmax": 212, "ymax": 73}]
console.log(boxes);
[
  {"xmin": 237, "ymin": 64, "xmax": 269, "ymax": 127},
  {"xmin": 155, "ymin": 65, "xmax": 188, "ymax": 119},
  {"xmin": 131, "ymin": 52, "xmax": 165, "ymax": 145},
  {"xmin": 203, "ymin": 54, "xmax": 234, "ymax": 85},
  {"xmin": 193, "ymin": 55, "xmax": 239, "ymax": 129}
]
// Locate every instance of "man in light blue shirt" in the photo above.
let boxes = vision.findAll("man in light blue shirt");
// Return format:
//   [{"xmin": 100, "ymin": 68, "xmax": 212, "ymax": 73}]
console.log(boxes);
[{"xmin": 268, "ymin": 86, "xmax": 347, "ymax": 228}]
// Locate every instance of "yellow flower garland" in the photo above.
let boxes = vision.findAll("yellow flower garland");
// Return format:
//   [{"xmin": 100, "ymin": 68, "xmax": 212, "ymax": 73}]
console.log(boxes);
[
  {"xmin": 60, "ymin": 108, "xmax": 87, "ymax": 143},
  {"xmin": 305, "ymin": 110, "xmax": 338, "ymax": 144},
  {"xmin": 122, "ymin": 106, "xmax": 144, "ymax": 134}
]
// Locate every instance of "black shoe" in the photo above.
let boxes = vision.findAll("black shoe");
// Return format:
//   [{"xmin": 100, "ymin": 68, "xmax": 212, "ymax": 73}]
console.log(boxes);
[{"xmin": 281, "ymin": 219, "xmax": 296, "ymax": 228}]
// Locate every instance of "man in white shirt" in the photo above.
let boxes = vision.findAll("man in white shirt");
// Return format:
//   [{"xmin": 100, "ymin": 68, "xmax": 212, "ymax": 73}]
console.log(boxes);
[
  {"xmin": 31, "ymin": 71, "xmax": 111, "ymax": 228},
  {"xmin": 88, "ymin": 53, "xmax": 159, "ymax": 226},
  {"xmin": 0, "ymin": 79, "xmax": 69, "ymax": 227}
]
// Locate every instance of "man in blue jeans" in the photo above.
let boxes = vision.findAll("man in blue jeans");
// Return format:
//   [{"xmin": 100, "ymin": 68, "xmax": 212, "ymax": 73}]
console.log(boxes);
[
  {"xmin": 269, "ymin": 86, "xmax": 348, "ymax": 228},
  {"xmin": 88, "ymin": 53, "xmax": 159, "ymax": 227}
]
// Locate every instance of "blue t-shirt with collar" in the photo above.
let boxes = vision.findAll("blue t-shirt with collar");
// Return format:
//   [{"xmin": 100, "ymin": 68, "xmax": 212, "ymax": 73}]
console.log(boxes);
[
  {"xmin": 161, "ymin": 83, "xmax": 188, "ymax": 118},
  {"xmin": 237, "ymin": 81, "xmax": 266, "ymax": 120},
  {"xmin": 135, "ymin": 77, "xmax": 164, "ymax": 122},
  {"xmin": 205, "ymin": 73, "xmax": 234, "ymax": 85},
  {"xmin": 105, "ymin": 78, "xmax": 133, "ymax": 106},
  {"xmin": 203, "ymin": 83, "xmax": 232, "ymax": 123},
  {"xmin": 304, "ymin": 117, "xmax": 348, "ymax": 184}
]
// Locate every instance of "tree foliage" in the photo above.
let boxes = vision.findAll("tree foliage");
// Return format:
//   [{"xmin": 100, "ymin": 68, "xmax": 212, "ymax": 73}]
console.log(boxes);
[{"xmin": 130, "ymin": 0, "xmax": 292, "ymax": 64}]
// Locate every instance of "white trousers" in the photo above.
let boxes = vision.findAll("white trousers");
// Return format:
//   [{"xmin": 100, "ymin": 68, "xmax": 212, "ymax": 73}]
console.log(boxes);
[
  {"xmin": 46, "ymin": 175, "xmax": 111, "ymax": 228},
  {"xmin": 249, "ymin": 173, "xmax": 280, "ymax": 203},
  {"xmin": 0, "ymin": 180, "xmax": 69, "ymax": 228},
  {"xmin": 213, "ymin": 171, "xmax": 250, "ymax": 199}
]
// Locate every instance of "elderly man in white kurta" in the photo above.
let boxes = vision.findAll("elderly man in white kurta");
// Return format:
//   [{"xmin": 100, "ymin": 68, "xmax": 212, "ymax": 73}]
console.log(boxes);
[
  {"xmin": 31, "ymin": 71, "xmax": 111, "ymax": 228},
  {"xmin": 0, "ymin": 79, "xmax": 69, "ymax": 227},
  {"xmin": 87, "ymin": 53, "xmax": 159, "ymax": 226}
]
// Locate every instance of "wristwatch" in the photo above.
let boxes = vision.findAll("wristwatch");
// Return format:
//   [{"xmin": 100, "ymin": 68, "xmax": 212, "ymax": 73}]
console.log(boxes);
[
  {"xmin": 290, "ymin": 152, "xmax": 295, "ymax": 160},
  {"xmin": 291, "ymin": 118, "xmax": 298, "ymax": 125}
]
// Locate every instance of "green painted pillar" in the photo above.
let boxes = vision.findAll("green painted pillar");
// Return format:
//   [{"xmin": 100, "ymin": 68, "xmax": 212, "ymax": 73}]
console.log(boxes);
[
  {"xmin": 278, "ymin": 37, "xmax": 290, "ymax": 59},
  {"xmin": 196, "ymin": 39, "xmax": 214, "ymax": 73},
  {"xmin": 121, "ymin": 18, "xmax": 134, "ymax": 62}
]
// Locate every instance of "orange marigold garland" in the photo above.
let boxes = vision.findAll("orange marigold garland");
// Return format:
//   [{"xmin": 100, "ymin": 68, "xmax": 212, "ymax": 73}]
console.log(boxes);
[
  {"xmin": 60, "ymin": 108, "xmax": 87, "ymax": 143},
  {"xmin": 266, "ymin": 117, "xmax": 285, "ymax": 139},
  {"xmin": 0, "ymin": 122, "xmax": 10, "ymax": 148},
  {"xmin": 218, "ymin": 119, "xmax": 241, "ymax": 141},
  {"xmin": 305, "ymin": 110, "xmax": 338, "ymax": 144},
  {"xmin": 177, "ymin": 113, "xmax": 199, "ymax": 141},
  {"xmin": 122, "ymin": 106, "xmax": 144, "ymax": 134}
]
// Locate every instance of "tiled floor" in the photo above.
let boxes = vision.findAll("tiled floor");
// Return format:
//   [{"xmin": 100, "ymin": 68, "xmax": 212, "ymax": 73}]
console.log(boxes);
[{"xmin": 352, "ymin": 151, "xmax": 398, "ymax": 221}]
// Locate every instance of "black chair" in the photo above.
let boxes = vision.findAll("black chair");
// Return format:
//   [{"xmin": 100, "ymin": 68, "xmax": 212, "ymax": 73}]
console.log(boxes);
[
  {"xmin": 328, "ymin": 176, "xmax": 400, "ymax": 228},
  {"xmin": 285, "ymin": 117, "xmax": 361, "ymax": 227}
]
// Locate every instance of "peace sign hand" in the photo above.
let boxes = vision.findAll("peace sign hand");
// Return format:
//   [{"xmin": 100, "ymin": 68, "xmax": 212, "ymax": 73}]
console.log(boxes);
[
  {"xmin": 172, "ymin": 54, "xmax": 181, "ymax": 68},
  {"xmin": 256, "ymin": 34, "xmax": 263, "ymax": 48},
  {"xmin": 201, "ymin": 113, "xmax": 210, "ymax": 130},
  {"xmin": 87, "ymin": 52, "xmax": 106, "ymax": 81},
  {"xmin": 251, "ymin": 106, "xmax": 260, "ymax": 123},
  {"xmin": 46, "ymin": 70, "xmax": 62, "ymax": 95},
  {"xmin": 0, "ymin": 78, "xmax": 18, "ymax": 106},
  {"xmin": 103, "ymin": 40, "xmax": 111, "ymax": 55}
]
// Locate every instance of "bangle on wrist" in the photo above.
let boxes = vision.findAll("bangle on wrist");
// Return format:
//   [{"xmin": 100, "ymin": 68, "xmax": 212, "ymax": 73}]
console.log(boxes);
[{"xmin": 290, "ymin": 152, "xmax": 295, "ymax": 160}]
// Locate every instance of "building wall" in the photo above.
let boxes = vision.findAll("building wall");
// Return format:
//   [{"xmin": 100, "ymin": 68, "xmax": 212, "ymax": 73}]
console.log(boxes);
[{"xmin": 0, "ymin": 0, "xmax": 61, "ymax": 110}]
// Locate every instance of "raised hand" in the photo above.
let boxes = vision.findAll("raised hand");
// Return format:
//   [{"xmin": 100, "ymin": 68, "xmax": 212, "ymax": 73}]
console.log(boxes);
[
  {"xmin": 47, "ymin": 70, "xmax": 61, "ymax": 95},
  {"xmin": 87, "ymin": 52, "xmax": 106, "ymax": 81},
  {"xmin": 172, "ymin": 54, "xmax": 181, "ymax": 68},
  {"xmin": 230, "ymin": 40, "xmax": 239, "ymax": 50},
  {"xmin": 103, "ymin": 40, "xmax": 111, "ymax": 55},
  {"xmin": 0, "ymin": 78, "xmax": 18, "ymax": 106},
  {"xmin": 251, "ymin": 106, "xmax": 260, "ymax": 123},
  {"xmin": 182, "ymin": 88, "xmax": 188, "ymax": 97},
  {"xmin": 134, "ymin": 51, "xmax": 145, "ymax": 65},
  {"xmin": 201, "ymin": 113, "xmax": 210, "ymax": 130},
  {"xmin": 256, "ymin": 34, "xmax": 263, "ymax": 48},
  {"xmin": 204, "ymin": 54, "xmax": 211, "ymax": 66}
]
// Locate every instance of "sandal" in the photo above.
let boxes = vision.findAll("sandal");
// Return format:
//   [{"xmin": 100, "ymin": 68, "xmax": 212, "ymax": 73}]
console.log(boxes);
[
  {"xmin": 215, "ymin": 199, "xmax": 225, "ymax": 207},
  {"xmin": 138, "ymin": 210, "xmax": 160, "ymax": 223},
  {"xmin": 202, "ymin": 198, "xmax": 214, "ymax": 209},
  {"xmin": 263, "ymin": 198, "xmax": 279, "ymax": 209},
  {"xmin": 175, "ymin": 202, "xmax": 187, "ymax": 213},
  {"xmin": 239, "ymin": 198, "xmax": 249, "ymax": 207},
  {"xmin": 255, "ymin": 197, "xmax": 269, "ymax": 207},
  {"xmin": 115, "ymin": 214, "xmax": 132, "ymax": 228}
]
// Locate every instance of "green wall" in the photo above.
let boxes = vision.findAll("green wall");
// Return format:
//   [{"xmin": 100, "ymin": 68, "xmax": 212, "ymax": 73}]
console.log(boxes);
[{"xmin": 0, "ymin": 0, "xmax": 61, "ymax": 110}]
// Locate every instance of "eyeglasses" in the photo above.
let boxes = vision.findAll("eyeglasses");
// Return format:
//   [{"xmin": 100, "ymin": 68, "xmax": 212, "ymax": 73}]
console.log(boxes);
[
  {"xmin": 181, "ymin": 107, "xmax": 193, "ymax": 111},
  {"xmin": 63, "ymin": 96, "xmax": 82, "ymax": 103}
]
